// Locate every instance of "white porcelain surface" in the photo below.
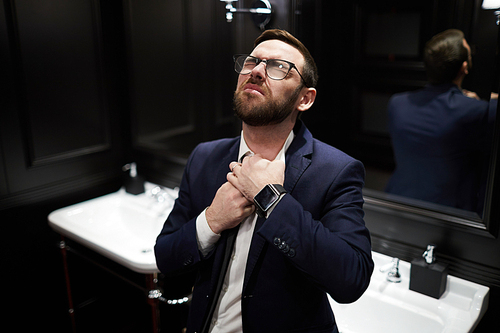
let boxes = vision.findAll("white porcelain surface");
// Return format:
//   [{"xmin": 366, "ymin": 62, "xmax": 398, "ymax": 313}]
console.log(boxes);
[
  {"xmin": 329, "ymin": 252, "xmax": 489, "ymax": 333},
  {"xmin": 48, "ymin": 182, "xmax": 177, "ymax": 273}
]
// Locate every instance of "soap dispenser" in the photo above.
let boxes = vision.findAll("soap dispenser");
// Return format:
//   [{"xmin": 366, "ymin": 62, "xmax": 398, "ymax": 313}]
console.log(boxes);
[
  {"xmin": 409, "ymin": 244, "xmax": 448, "ymax": 299},
  {"xmin": 123, "ymin": 162, "xmax": 145, "ymax": 195}
]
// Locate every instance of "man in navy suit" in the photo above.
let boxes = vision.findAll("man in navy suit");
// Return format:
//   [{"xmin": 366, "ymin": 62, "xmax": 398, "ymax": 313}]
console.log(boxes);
[
  {"xmin": 385, "ymin": 29, "xmax": 495, "ymax": 213},
  {"xmin": 155, "ymin": 29, "xmax": 373, "ymax": 333}
]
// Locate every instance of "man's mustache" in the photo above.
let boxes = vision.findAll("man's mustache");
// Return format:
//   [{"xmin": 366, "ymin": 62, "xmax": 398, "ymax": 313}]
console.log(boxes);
[{"xmin": 237, "ymin": 77, "xmax": 270, "ymax": 96}]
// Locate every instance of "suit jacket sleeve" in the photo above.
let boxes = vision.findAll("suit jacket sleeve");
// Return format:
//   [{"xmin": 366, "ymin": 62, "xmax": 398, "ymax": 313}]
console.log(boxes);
[
  {"xmin": 154, "ymin": 142, "xmax": 220, "ymax": 276},
  {"xmin": 258, "ymin": 145, "xmax": 373, "ymax": 304}
]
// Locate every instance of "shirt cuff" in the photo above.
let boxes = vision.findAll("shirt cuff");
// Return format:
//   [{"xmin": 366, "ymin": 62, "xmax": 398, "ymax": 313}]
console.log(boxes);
[{"xmin": 196, "ymin": 208, "xmax": 221, "ymax": 257}]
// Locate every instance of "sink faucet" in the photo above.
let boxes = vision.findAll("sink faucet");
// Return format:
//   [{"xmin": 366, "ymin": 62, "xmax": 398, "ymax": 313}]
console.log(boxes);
[
  {"xmin": 422, "ymin": 244, "xmax": 436, "ymax": 264},
  {"xmin": 380, "ymin": 257, "xmax": 402, "ymax": 283},
  {"xmin": 150, "ymin": 186, "xmax": 176, "ymax": 203},
  {"xmin": 146, "ymin": 186, "xmax": 178, "ymax": 217}
]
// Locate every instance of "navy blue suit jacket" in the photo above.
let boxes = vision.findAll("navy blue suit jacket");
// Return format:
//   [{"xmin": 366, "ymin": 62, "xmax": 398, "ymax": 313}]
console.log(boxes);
[
  {"xmin": 155, "ymin": 121, "xmax": 373, "ymax": 333},
  {"xmin": 385, "ymin": 84, "xmax": 494, "ymax": 212}
]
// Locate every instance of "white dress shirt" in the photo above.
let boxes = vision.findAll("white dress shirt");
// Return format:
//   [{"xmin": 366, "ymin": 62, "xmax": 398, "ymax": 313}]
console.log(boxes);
[{"xmin": 195, "ymin": 130, "xmax": 294, "ymax": 332}]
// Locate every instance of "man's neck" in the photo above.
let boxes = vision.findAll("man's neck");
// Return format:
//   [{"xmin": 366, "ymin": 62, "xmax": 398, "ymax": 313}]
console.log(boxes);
[
  {"xmin": 452, "ymin": 73, "xmax": 465, "ymax": 88},
  {"xmin": 242, "ymin": 120, "xmax": 295, "ymax": 161}
]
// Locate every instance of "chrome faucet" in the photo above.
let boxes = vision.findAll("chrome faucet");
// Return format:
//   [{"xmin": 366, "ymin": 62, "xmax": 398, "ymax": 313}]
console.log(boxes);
[
  {"xmin": 146, "ymin": 186, "xmax": 178, "ymax": 217},
  {"xmin": 149, "ymin": 186, "xmax": 176, "ymax": 203},
  {"xmin": 380, "ymin": 257, "xmax": 402, "ymax": 283},
  {"xmin": 422, "ymin": 244, "xmax": 436, "ymax": 264}
]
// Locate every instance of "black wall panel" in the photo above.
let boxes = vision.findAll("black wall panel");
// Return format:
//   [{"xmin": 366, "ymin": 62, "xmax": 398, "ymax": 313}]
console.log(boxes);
[{"xmin": 0, "ymin": 0, "xmax": 124, "ymax": 205}]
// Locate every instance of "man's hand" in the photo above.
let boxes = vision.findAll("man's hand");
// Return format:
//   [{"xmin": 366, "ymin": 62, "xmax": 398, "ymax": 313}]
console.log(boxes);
[
  {"xmin": 227, "ymin": 154, "xmax": 285, "ymax": 202},
  {"xmin": 462, "ymin": 89, "xmax": 481, "ymax": 100},
  {"xmin": 206, "ymin": 182, "xmax": 255, "ymax": 234}
]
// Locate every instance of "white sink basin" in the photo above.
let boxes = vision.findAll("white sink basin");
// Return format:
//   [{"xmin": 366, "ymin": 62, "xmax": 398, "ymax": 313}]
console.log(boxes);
[
  {"xmin": 48, "ymin": 182, "xmax": 178, "ymax": 274},
  {"xmin": 329, "ymin": 252, "xmax": 489, "ymax": 333}
]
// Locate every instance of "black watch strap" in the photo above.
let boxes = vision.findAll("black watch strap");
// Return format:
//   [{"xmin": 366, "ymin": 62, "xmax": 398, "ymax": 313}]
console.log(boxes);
[{"xmin": 272, "ymin": 184, "xmax": 286, "ymax": 194}]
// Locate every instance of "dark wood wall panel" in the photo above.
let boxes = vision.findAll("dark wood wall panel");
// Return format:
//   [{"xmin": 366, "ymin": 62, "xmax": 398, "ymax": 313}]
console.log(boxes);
[
  {"xmin": 0, "ymin": 0, "xmax": 124, "ymax": 200},
  {"xmin": 16, "ymin": 0, "xmax": 109, "ymax": 164},
  {"xmin": 0, "ymin": 1, "xmax": 11, "ymax": 197},
  {"xmin": 126, "ymin": 0, "xmax": 191, "ymax": 144}
]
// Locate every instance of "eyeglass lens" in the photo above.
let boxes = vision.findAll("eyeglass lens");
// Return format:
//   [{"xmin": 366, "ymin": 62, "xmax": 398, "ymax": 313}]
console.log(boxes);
[{"xmin": 235, "ymin": 56, "xmax": 291, "ymax": 80}]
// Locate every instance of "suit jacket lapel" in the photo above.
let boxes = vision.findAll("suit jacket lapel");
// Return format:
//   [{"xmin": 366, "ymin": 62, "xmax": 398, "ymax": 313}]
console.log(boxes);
[
  {"xmin": 215, "ymin": 139, "xmax": 240, "ymax": 190},
  {"xmin": 284, "ymin": 121, "xmax": 313, "ymax": 194}
]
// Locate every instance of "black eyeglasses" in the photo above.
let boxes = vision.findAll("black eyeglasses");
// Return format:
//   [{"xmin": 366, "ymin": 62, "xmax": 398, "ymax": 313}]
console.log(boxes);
[{"xmin": 233, "ymin": 54, "xmax": 309, "ymax": 87}]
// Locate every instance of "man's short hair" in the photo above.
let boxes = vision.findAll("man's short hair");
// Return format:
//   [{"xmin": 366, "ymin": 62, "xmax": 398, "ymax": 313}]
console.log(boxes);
[
  {"xmin": 254, "ymin": 29, "xmax": 318, "ymax": 88},
  {"xmin": 424, "ymin": 29, "xmax": 469, "ymax": 85}
]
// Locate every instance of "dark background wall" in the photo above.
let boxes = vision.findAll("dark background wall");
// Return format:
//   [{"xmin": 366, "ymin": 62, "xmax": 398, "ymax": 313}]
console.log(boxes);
[{"xmin": 1, "ymin": 0, "xmax": 499, "ymax": 332}]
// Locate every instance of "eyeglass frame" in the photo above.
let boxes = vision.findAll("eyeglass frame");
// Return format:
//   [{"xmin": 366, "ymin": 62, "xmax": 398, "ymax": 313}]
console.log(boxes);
[{"xmin": 233, "ymin": 54, "xmax": 310, "ymax": 88}]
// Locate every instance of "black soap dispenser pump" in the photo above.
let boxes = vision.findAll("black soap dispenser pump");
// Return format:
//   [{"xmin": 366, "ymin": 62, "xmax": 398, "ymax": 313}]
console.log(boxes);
[
  {"xmin": 410, "ymin": 244, "xmax": 448, "ymax": 299},
  {"xmin": 123, "ymin": 162, "xmax": 145, "ymax": 195}
]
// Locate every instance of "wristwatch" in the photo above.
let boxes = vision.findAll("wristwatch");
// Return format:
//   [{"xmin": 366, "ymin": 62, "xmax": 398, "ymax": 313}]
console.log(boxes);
[{"xmin": 253, "ymin": 184, "xmax": 287, "ymax": 218}]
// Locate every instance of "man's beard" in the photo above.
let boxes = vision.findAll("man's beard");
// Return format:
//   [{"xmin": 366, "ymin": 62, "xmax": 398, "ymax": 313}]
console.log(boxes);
[{"xmin": 233, "ymin": 80, "xmax": 303, "ymax": 127}]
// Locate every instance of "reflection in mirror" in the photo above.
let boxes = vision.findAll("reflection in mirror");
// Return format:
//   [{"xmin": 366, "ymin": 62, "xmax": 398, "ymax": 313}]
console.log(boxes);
[
  {"xmin": 384, "ymin": 29, "xmax": 497, "ymax": 216},
  {"xmin": 357, "ymin": 2, "xmax": 499, "ymax": 227}
]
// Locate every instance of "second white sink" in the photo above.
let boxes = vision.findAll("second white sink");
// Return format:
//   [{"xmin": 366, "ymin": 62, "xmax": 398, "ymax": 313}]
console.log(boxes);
[{"xmin": 329, "ymin": 252, "xmax": 489, "ymax": 333}]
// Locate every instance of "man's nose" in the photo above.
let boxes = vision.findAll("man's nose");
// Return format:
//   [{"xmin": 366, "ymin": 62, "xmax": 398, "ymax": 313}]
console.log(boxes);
[{"xmin": 250, "ymin": 61, "xmax": 266, "ymax": 81}]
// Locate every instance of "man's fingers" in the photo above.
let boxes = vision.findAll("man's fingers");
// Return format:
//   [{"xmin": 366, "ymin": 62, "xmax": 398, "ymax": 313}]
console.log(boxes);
[{"xmin": 229, "ymin": 161, "xmax": 241, "ymax": 173}]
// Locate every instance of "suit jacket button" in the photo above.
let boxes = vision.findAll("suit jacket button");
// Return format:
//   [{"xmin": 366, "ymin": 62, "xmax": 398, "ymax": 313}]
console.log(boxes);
[
  {"xmin": 287, "ymin": 248, "xmax": 296, "ymax": 258},
  {"xmin": 278, "ymin": 240, "xmax": 287, "ymax": 250},
  {"xmin": 274, "ymin": 237, "xmax": 281, "ymax": 246},
  {"xmin": 183, "ymin": 255, "xmax": 193, "ymax": 265}
]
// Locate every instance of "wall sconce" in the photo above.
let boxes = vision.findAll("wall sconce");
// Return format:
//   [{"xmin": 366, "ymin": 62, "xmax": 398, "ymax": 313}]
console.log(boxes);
[
  {"xmin": 482, "ymin": 0, "xmax": 500, "ymax": 25},
  {"xmin": 220, "ymin": 0, "xmax": 272, "ymax": 31}
]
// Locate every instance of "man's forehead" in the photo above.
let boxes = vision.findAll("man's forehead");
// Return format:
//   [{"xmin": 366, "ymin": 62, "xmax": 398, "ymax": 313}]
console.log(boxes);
[{"xmin": 251, "ymin": 39, "xmax": 303, "ymax": 64}]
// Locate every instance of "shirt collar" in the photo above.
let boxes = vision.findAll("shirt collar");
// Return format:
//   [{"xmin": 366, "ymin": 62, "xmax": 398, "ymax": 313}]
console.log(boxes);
[{"xmin": 238, "ymin": 130, "xmax": 295, "ymax": 163}]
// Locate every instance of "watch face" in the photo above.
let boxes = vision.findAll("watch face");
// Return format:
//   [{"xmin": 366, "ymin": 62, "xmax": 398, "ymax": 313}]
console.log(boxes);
[{"xmin": 254, "ymin": 185, "xmax": 279, "ymax": 212}]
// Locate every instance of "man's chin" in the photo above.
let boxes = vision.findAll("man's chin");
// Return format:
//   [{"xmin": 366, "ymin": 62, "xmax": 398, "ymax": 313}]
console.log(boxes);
[
  {"xmin": 238, "ymin": 90, "xmax": 264, "ymax": 102},
  {"xmin": 233, "ymin": 88, "xmax": 295, "ymax": 126},
  {"xmin": 236, "ymin": 109, "xmax": 290, "ymax": 127}
]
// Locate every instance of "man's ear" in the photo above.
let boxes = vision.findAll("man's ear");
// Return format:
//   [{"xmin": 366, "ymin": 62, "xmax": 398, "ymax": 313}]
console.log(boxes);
[
  {"xmin": 297, "ymin": 88, "xmax": 317, "ymax": 112},
  {"xmin": 461, "ymin": 60, "xmax": 469, "ymax": 75}
]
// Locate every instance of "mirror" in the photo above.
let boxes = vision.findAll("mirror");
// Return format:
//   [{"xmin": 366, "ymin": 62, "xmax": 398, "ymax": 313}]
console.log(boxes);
[
  {"xmin": 298, "ymin": 0, "xmax": 500, "ymax": 234},
  {"xmin": 354, "ymin": 2, "xmax": 499, "ymax": 231}
]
